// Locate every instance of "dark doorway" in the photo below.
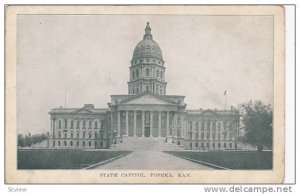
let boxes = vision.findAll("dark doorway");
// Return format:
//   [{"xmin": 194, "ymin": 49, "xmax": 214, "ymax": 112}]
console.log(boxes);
[{"xmin": 144, "ymin": 127, "xmax": 150, "ymax": 137}]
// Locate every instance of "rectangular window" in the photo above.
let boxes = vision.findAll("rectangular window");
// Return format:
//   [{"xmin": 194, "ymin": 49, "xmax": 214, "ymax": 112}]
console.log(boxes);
[
  {"xmin": 58, "ymin": 131, "xmax": 61, "ymax": 138},
  {"xmin": 76, "ymin": 141, "xmax": 79, "ymax": 146},
  {"xmin": 95, "ymin": 132, "xmax": 97, "ymax": 138},
  {"xmin": 77, "ymin": 131, "xmax": 79, "ymax": 138},
  {"xmin": 83, "ymin": 141, "xmax": 85, "ymax": 147},
  {"xmin": 224, "ymin": 143, "xmax": 227, "ymax": 148},
  {"xmin": 58, "ymin": 141, "xmax": 60, "ymax": 146},
  {"xmin": 89, "ymin": 132, "xmax": 92, "ymax": 139},
  {"xmin": 58, "ymin": 120, "xmax": 61, "ymax": 129},
  {"xmin": 94, "ymin": 121, "xmax": 98, "ymax": 129},
  {"xmin": 88, "ymin": 141, "xmax": 91, "ymax": 147},
  {"xmin": 64, "ymin": 141, "xmax": 67, "ymax": 146},
  {"xmin": 76, "ymin": 121, "xmax": 80, "ymax": 129},
  {"xmin": 64, "ymin": 119, "xmax": 68, "ymax": 129},
  {"xmin": 207, "ymin": 143, "xmax": 210, "ymax": 148},
  {"xmin": 52, "ymin": 141, "xmax": 55, "ymax": 147},
  {"xmin": 70, "ymin": 120, "xmax": 74, "ymax": 129},
  {"xmin": 70, "ymin": 141, "xmax": 73, "ymax": 146},
  {"xmin": 83, "ymin": 121, "xmax": 86, "ymax": 129},
  {"xmin": 83, "ymin": 131, "xmax": 86, "ymax": 138},
  {"xmin": 64, "ymin": 133, "xmax": 67, "ymax": 138},
  {"xmin": 89, "ymin": 121, "xmax": 92, "ymax": 129},
  {"xmin": 71, "ymin": 132, "xmax": 73, "ymax": 138},
  {"xmin": 100, "ymin": 141, "xmax": 103, "ymax": 147},
  {"xmin": 101, "ymin": 120, "xmax": 104, "ymax": 129}
]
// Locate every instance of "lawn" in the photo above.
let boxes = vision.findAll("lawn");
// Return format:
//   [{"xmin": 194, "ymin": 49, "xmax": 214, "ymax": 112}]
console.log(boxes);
[
  {"xmin": 165, "ymin": 151, "xmax": 272, "ymax": 170},
  {"xmin": 18, "ymin": 149, "xmax": 131, "ymax": 169}
]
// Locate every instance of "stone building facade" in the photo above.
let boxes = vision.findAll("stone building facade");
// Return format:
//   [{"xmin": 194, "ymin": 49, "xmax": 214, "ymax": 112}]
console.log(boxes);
[{"xmin": 48, "ymin": 22, "xmax": 240, "ymax": 150}]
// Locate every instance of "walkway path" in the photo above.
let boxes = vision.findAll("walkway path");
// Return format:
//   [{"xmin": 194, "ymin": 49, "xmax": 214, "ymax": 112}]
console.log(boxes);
[{"xmin": 96, "ymin": 150, "xmax": 212, "ymax": 169}]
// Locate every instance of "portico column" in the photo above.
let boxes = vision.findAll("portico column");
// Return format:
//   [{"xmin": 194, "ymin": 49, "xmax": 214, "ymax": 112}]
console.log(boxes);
[
  {"xmin": 111, "ymin": 111, "xmax": 113, "ymax": 132},
  {"xmin": 158, "ymin": 111, "xmax": 161, "ymax": 137},
  {"xmin": 174, "ymin": 113, "xmax": 178, "ymax": 137},
  {"xmin": 133, "ymin": 111, "xmax": 137, "ymax": 137},
  {"xmin": 181, "ymin": 114, "xmax": 184, "ymax": 138},
  {"xmin": 142, "ymin": 111, "xmax": 145, "ymax": 137},
  {"xmin": 150, "ymin": 111, "xmax": 153, "ymax": 137},
  {"xmin": 125, "ymin": 110, "xmax": 128, "ymax": 136},
  {"xmin": 210, "ymin": 121, "xmax": 213, "ymax": 140},
  {"xmin": 117, "ymin": 111, "xmax": 121, "ymax": 137},
  {"xmin": 166, "ymin": 111, "xmax": 170, "ymax": 136},
  {"xmin": 53, "ymin": 119, "xmax": 56, "ymax": 137},
  {"xmin": 50, "ymin": 119, "xmax": 53, "ymax": 137}
]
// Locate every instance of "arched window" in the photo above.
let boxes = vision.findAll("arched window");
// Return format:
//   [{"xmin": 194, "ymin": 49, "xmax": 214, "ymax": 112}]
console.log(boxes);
[{"xmin": 146, "ymin": 68, "xmax": 150, "ymax": 76}]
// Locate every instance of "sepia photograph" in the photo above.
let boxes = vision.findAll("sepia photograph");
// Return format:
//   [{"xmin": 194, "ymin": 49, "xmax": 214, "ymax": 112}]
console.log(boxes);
[{"xmin": 5, "ymin": 5, "xmax": 285, "ymax": 183}]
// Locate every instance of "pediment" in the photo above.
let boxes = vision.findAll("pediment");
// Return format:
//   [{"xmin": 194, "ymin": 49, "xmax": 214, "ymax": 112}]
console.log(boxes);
[
  {"xmin": 122, "ymin": 93, "xmax": 176, "ymax": 105},
  {"xmin": 74, "ymin": 108, "xmax": 93, "ymax": 114}
]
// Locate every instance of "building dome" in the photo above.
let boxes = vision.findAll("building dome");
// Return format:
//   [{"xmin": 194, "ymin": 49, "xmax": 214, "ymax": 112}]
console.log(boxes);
[{"xmin": 132, "ymin": 22, "xmax": 163, "ymax": 61}]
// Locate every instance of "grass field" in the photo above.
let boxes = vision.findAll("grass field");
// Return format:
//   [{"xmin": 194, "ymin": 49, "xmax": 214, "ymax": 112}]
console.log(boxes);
[
  {"xmin": 165, "ymin": 151, "xmax": 272, "ymax": 169},
  {"xmin": 18, "ymin": 149, "xmax": 131, "ymax": 169}
]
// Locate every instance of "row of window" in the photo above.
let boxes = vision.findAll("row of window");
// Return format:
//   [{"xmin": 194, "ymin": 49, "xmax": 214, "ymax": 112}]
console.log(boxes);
[
  {"xmin": 132, "ymin": 68, "xmax": 164, "ymax": 79},
  {"xmin": 52, "ymin": 140, "xmax": 104, "ymax": 147},
  {"xmin": 188, "ymin": 121, "xmax": 235, "ymax": 131},
  {"xmin": 55, "ymin": 131, "xmax": 105, "ymax": 139},
  {"xmin": 188, "ymin": 132, "xmax": 235, "ymax": 140},
  {"xmin": 131, "ymin": 84, "xmax": 164, "ymax": 94},
  {"xmin": 189, "ymin": 142, "xmax": 237, "ymax": 149},
  {"xmin": 134, "ymin": 57, "xmax": 162, "ymax": 65},
  {"xmin": 56, "ymin": 120, "xmax": 105, "ymax": 130}
]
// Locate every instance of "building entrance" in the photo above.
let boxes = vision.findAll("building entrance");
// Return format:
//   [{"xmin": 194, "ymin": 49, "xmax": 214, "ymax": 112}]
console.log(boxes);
[{"xmin": 144, "ymin": 127, "xmax": 150, "ymax": 137}]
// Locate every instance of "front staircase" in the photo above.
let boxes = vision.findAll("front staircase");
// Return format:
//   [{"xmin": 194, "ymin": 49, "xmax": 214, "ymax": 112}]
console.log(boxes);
[{"xmin": 110, "ymin": 137, "xmax": 184, "ymax": 151}]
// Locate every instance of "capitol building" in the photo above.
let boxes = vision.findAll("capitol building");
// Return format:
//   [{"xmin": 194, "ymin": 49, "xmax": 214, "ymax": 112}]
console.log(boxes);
[{"xmin": 48, "ymin": 22, "xmax": 240, "ymax": 150}]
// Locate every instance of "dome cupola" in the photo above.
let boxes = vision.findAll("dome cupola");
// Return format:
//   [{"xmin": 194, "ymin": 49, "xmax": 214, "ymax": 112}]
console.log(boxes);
[
  {"xmin": 132, "ymin": 22, "xmax": 163, "ymax": 62},
  {"xmin": 128, "ymin": 22, "xmax": 167, "ymax": 96}
]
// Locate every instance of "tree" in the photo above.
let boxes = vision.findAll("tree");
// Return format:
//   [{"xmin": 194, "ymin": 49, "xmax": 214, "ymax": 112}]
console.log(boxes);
[{"xmin": 239, "ymin": 100, "xmax": 273, "ymax": 151}]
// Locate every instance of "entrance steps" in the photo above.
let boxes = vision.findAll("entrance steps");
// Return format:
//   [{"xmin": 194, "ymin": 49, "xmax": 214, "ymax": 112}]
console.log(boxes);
[{"xmin": 110, "ymin": 137, "xmax": 184, "ymax": 151}]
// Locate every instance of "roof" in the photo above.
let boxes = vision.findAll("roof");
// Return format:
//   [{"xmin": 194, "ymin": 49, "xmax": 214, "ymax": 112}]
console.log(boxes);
[
  {"xmin": 49, "ymin": 105, "xmax": 108, "ymax": 115},
  {"xmin": 187, "ymin": 108, "xmax": 240, "ymax": 116}
]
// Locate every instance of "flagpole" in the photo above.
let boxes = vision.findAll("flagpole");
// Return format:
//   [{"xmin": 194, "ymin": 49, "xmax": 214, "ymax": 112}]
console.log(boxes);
[
  {"xmin": 225, "ymin": 93, "xmax": 227, "ymax": 110},
  {"xmin": 224, "ymin": 90, "xmax": 227, "ymax": 110},
  {"xmin": 64, "ymin": 88, "xmax": 67, "ymax": 108}
]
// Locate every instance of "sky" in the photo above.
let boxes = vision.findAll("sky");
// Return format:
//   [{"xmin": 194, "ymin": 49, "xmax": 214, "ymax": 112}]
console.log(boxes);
[{"xmin": 17, "ymin": 15, "xmax": 273, "ymax": 134}]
